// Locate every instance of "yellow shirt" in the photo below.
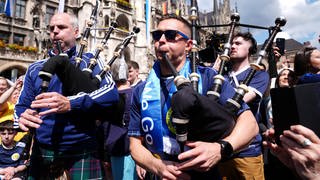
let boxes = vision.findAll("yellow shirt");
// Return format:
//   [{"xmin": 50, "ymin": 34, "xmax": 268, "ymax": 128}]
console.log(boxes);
[{"xmin": 0, "ymin": 102, "xmax": 27, "ymax": 141}]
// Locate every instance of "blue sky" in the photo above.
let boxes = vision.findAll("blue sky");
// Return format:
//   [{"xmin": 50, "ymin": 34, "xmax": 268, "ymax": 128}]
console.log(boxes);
[{"xmin": 197, "ymin": 0, "xmax": 320, "ymax": 48}]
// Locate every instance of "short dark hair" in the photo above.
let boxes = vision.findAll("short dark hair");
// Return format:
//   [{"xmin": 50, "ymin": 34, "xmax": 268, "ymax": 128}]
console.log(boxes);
[
  {"xmin": 0, "ymin": 120, "xmax": 14, "ymax": 131},
  {"xmin": 233, "ymin": 32, "xmax": 257, "ymax": 55},
  {"xmin": 158, "ymin": 13, "xmax": 191, "ymax": 36},
  {"xmin": 127, "ymin": 60, "xmax": 139, "ymax": 70}
]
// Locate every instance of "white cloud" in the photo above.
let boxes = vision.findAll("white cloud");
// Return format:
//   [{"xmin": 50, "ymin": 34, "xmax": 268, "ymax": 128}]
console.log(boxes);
[{"xmin": 197, "ymin": 0, "xmax": 320, "ymax": 48}]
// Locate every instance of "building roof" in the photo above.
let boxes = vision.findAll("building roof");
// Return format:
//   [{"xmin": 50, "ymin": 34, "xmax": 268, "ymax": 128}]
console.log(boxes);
[{"xmin": 257, "ymin": 38, "xmax": 304, "ymax": 52}]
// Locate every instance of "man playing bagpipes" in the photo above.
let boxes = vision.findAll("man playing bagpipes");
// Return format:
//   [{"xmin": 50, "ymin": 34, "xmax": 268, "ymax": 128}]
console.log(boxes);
[
  {"xmin": 216, "ymin": 32, "xmax": 270, "ymax": 180},
  {"xmin": 14, "ymin": 13, "xmax": 119, "ymax": 179},
  {"xmin": 128, "ymin": 13, "xmax": 259, "ymax": 179}
]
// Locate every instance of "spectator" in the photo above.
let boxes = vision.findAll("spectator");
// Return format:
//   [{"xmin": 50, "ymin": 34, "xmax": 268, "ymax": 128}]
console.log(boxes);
[
  {"xmin": 218, "ymin": 32, "xmax": 269, "ymax": 180},
  {"xmin": 102, "ymin": 57, "xmax": 137, "ymax": 179},
  {"xmin": 0, "ymin": 77, "xmax": 9, "ymax": 97},
  {"xmin": 275, "ymin": 68, "xmax": 297, "ymax": 88},
  {"xmin": 15, "ymin": 12, "xmax": 118, "ymax": 179},
  {"xmin": 0, "ymin": 120, "xmax": 27, "ymax": 180},
  {"xmin": 264, "ymin": 125, "xmax": 320, "ymax": 179},
  {"xmin": 128, "ymin": 13, "xmax": 258, "ymax": 179},
  {"xmin": 127, "ymin": 60, "xmax": 143, "ymax": 87},
  {"xmin": 0, "ymin": 76, "xmax": 26, "ymax": 142},
  {"xmin": 294, "ymin": 47, "xmax": 320, "ymax": 84},
  {"xmin": 264, "ymin": 67, "xmax": 299, "ymax": 180}
]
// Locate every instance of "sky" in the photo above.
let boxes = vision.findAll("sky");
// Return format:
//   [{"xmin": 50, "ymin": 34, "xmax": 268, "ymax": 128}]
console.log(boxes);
[{"xmin": 197, "ymin": 0, "xmax": 320, "ymax": 48}]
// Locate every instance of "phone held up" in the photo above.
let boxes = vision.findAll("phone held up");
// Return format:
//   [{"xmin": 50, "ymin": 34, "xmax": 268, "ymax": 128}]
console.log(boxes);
[{"xmin": 276, "ymin": 38, "xmax": 285, "ymax": 55}]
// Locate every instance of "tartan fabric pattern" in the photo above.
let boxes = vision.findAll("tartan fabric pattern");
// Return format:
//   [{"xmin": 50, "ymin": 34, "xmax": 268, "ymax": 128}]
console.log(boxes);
[{"xmin": 27, "ymin": 144, "xmax": 104, "ymax": 180}]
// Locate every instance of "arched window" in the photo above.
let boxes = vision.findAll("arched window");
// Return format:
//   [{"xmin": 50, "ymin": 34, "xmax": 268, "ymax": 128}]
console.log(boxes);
[
  {"xmin": 104, "ymin": 15, "xmax": 110, "ymax": 27},
  {"xmin": 116, "ymin": 14, "xmax": 129, "ymax": 31}
]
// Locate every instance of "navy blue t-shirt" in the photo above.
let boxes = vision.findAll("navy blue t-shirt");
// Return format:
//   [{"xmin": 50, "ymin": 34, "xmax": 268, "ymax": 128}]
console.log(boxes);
[
  {"xmin": 225, "ymin": 66, "xmax": 269, "ymax": 157},
  {"xmin": 0, "ymin": 142, "xmax": 26, "ymax": 168}
]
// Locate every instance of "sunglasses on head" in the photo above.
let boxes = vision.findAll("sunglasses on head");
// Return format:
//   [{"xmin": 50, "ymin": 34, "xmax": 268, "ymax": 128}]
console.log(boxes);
[{"xmin": 152, "ymin": 30, "xmax": 189, "ymax": 41}]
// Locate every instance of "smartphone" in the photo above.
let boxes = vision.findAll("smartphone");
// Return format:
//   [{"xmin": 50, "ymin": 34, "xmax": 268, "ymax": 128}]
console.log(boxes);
[
  {"xmin": 271, "ymin": 83, "xmax": 320, "ymax": 145},
  {"xmin": 276, "ymin": 38, "xmax": 285, "ymax": 55}
]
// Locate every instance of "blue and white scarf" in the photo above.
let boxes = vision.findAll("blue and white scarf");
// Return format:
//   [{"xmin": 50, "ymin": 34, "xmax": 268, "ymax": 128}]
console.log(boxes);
[{"xmin": 140, "ymin": 59, "xmax": 202, "ymax": 157}]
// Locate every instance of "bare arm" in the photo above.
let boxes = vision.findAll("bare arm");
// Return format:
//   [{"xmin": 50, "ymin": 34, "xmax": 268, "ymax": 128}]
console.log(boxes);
[
  {"xmin": 0, "ymin": 86, "xmax": 14, "ymax": 104},
  {"xmin": 224, "ymin": 110, "xmax": 258, "ymax": 152}
]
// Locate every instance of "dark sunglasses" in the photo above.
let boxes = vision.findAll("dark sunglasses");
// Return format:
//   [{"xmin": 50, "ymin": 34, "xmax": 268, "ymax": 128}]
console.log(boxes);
[{"xmin": 152, "ymin": 30, "xmax": 189, "ymax": 41}]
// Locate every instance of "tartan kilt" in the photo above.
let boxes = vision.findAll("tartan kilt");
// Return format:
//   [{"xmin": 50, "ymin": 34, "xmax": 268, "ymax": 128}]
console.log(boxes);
[{"xmin": 27, "ymin": 144, "xmax": 104, "ymax": 180}]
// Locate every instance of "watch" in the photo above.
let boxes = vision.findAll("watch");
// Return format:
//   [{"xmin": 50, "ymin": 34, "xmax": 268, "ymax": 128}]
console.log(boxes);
[{"xmin": 217, "ymin": 140, "xmax": 234, "ymax": 161}]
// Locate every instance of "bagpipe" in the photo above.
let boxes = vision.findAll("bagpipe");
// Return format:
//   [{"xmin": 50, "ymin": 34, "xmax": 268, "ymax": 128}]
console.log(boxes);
[
  {"xmin": 170, "ymin": 8, "xmax": 239, "ymax": 152},
  {"xmin": 171, "ymin": 10, "xmax": 287, "ymax": 152},
  {"xmin": 209, "ymin": 13, "xmax": 240, "ymax": 101},
  {"xmin": 38, "ymin": 25, "xmax": 140, "ymax": 96}
]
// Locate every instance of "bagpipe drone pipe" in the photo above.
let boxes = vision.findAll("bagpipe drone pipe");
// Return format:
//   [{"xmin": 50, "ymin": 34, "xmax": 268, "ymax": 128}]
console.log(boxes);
[
  {"xmin": 170, "ymin": 12, "xmax": 286, "ymax": 152},
  {"xmin": 224, "ymin": 16, "xmax": 286, "ymax": 115},
  {"xmin": 168, "ymin": 11, "xmax": 240, "ymax": 152},
  {"xmin": 38, "ymin": 26, "xmax": 140, "ymax": 97},
  {"xmin": 162, "ymin": 52, "xmax": 235, "ymax": 152}
]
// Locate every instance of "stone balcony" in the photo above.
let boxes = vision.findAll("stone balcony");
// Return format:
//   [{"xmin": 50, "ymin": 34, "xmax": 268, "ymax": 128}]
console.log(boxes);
[{"xmin": 0, "ymin": 47, "xmax": 40, "ymax": 63}]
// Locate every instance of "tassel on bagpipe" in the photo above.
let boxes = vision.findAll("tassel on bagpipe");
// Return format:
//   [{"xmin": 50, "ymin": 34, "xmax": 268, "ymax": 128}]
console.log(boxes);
[
  {"xmin": 209, "ymin": 13, "xmax": 240, "ymax": 100},
  {"xmin": 225, "ymin": 17, "xmax": 286, "ymax": 115},
  {"xmin": 162, "ymin": 53, "xmax": 235, "ymax": 153},
  {"xmin": 39, "ymin": 27, "xmax": 140, "ymax": 96}
]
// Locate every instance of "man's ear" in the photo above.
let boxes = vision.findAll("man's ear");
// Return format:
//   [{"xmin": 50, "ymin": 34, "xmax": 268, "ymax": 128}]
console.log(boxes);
[
  {"xmin": 74, "ymin": 28, "xmax": 79, "ymax": 38},
  {"xmin": 185, "ymin": 39, "xmax": 193, "ymax": 52}
]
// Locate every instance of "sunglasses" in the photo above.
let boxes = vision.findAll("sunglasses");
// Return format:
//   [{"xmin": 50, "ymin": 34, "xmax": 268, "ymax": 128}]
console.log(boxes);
[{"xmin": 152, "ymin": 30, "xmax": 189, "ymax": 41}]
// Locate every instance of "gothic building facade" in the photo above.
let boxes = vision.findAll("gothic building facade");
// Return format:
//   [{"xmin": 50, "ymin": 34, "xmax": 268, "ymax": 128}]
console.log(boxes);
[
  {"xmin": 0, "ymin": 0, "xmax": 305, "ymax": 82},
  {"xmin": 0, "ymin": 0, "xmax": 195, "ymax": 81}
]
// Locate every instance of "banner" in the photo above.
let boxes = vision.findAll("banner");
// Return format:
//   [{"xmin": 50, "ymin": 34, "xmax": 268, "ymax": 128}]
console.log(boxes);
[
  {"xmin": 58, "ymin": 0, "xmax": 65, "ymax": 13},
  {"xmin": 4, "ymin": 0, "xmax": 14, "ymax": 17},
  {"xmin": 146, "ymin": 0, "xmax": 151, "ymax": 46}
]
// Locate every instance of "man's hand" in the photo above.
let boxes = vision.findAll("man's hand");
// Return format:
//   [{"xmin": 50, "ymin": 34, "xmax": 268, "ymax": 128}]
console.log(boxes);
[
  {"xmin": 281, "ymin": 125, "xmax": 320, "ymax": 179},
  {"xmin": 156, "ymin": 160, "xmax": 190, "ymax": 180},
  {"xmin": 19, "ymin": 109, "xmax": 42, "ymax": 131},
  {"xmin": 31, "ymin": 92, "xmax": 71, "ymax": 116},
  {"xmin": 177, "ymin": 141, "xmax": 221, "ymax": 172},
  {"xmin": 263, "ymin": 128, "xmax": 294, "ymax": 169},
  {"xmin": 130, "ymin": 137, "xmax": 190, "ymax": 180},
  {"xmin": 136, "ymin": 164, "xmax": 146, "ymax": 180}
]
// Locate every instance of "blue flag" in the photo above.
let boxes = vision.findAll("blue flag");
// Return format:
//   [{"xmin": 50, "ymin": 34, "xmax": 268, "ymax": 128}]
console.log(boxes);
[
  {"xmin": 145, "ymin": 0, "xmax": 151, "ymax": 45},
  {"xmin": 4, "ymin": 0, "xmax": 14, "ymax": 17}
]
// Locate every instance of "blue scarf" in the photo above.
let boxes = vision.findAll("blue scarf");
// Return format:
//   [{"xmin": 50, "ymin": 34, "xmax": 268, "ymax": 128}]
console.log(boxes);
[{"xmin": 140, "ymin": 59, "xmax": 202, "ymax": 156}]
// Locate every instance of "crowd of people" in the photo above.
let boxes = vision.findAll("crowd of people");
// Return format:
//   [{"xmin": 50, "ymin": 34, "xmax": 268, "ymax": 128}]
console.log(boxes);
[{"xmin": 0, "ymin": 12, "xmax": 319, "ymax": 180}]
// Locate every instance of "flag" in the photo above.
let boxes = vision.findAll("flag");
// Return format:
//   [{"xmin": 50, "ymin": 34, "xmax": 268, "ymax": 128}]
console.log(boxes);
[
  {"xmin": 146, "ymin": 0, "xmax": 151, "ymax": 46},
  {"xmin": 162, "ymin": 2, "xmax": 167, "ymax": 15},
  {"xmin": 4, "ymin": 0, "xmax": 14, "ymax": 17},
  {"xmin": 58, "ymin": 0, "xmax": 65, "ymax": 13}
]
